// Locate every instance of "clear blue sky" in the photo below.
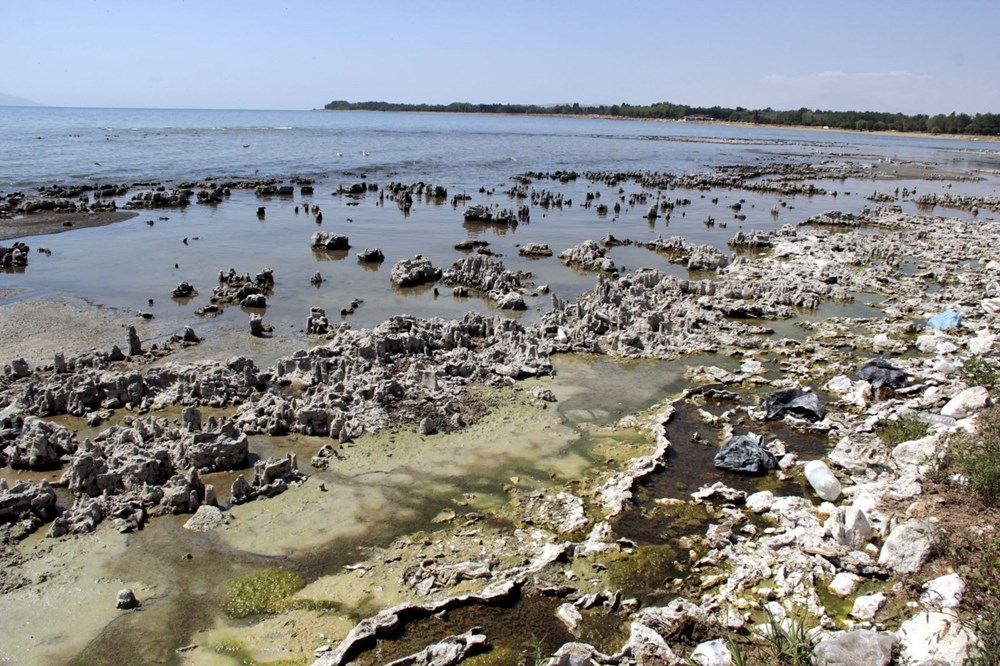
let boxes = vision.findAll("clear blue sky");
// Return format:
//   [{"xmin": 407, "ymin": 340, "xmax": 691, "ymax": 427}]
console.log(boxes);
[{"xmin": 2, "ymin": 0, "xmax": 997, "ymax": 114}]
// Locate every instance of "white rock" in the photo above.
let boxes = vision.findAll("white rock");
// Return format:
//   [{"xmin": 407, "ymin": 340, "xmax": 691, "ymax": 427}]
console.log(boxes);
[
  {"xmin": 968, "ymin": 331, "xmax": 996, "ymax": 354},
  {"xmin": 745, "ymin": 490, "xmax": 776, "ymax": 514},
  {"xmin": 931, "ymin": 359, "xmax": 957, "ymax": 375},
  {"xmin": 183, "ymin": 505, "xmax": 223, "ymax": 531},
  {"xmin": 898, "ymin": 610, "xmax": 976, "ymax": 665},
  {"xmin": 878, "ymin": 521, "xmax": 936, "ymax": 574},
  {"xmin": 825, "ymin": 375, "xmax": 853, "ymax": 395},
  {"xmin": 813, "ymin": 630, "xmax": 897, "ymax": 666},
  {"xmin": 871, "ymin": 333, "xmax": 898, "ymax": 352},
  {"xmin": 556, "ymin": 603, "xmax": 582, "ymax": 633},
  {"xmin": 920, "ymin": 573, "xmax": 965, "ymax": 610},
  {"xmin": 892, "ymin": 435, "xmax": 939, "ymax": 467},
  {"xmin": 916, "ymin": 334, "xmax": 958, "ymax": 355},
  {"xmin": 825, "ymin": 506, "xmax": 873, "ymax": 549},
  {"xmin": 940, "ymin": 386, "xmax": 991, "ymax": 419},
  {"xmin": 828, "ymin": 572, "xmax": 862, "ymax": 597},
  {"xmin": 690, "ymin": 638, "xmax": 732, "ymax": 666},
  {"xmin": 851, "ymin": 592, "xmax": 887, "ymax": 620}
]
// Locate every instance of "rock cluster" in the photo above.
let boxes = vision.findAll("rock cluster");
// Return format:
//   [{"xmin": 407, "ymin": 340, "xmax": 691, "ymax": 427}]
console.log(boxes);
[
  {"xmin": 440, "ymin": 254, "xmax": 527, "ymax": 310},
  {"xmin": 124, "ymin": 189, "xmax": 191, "ymax": 209},
  {"xmin": 231, "ymin": 453, "xmax": 306, "ymax": 504},
  {"xmin": 463, "ymin": 204, "xmax": 517, "ymax": 226},
  {"xmin": 209, "ymin": 267, "xmax": 274, "ymax": 309},
  {"xmin": 0, "ymin": 242, "xmax": 30, "ymax": 268},
  {"xmin": 47, "ymin": 409, "xmax": 246, "ymax": 534},
  {"xmin": 558, "ymin": 240, "xmax": 618, "ymax": 274},
  {"xmin": 643, "ymin": 236, "xmax": 731, "ymax": 270},
  {"xmin": 237, "ymin": 313, "xmax": 551, "ymax": 443}
]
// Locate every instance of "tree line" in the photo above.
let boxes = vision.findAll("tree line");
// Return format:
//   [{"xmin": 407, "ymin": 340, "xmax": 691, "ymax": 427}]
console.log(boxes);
[{"xmin": 323, "ymin": 100, "xmax": 1000, "ymax": 136}]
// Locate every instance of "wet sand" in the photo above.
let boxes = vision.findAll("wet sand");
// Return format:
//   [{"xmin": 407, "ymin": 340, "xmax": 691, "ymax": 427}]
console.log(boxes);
[{"xmin": 0, "ymin": 211, "xmax": 136, "ymax": 242}]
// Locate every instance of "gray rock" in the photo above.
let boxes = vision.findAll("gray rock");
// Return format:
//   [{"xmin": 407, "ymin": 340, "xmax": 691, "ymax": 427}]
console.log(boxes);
[
  {"xmin": 127, "ymin": 326, "xmax": 143, "ymax": 356},
  {"xmin": 116, "ymin": 588, "xmax": 140, "ymax": 610},
  {"xmin": 878, "ymin": 520, "xmax": 936, "ymax": 574},
  {"xmin": 391, "ymin": 256, "xmax": 441, "ymax": 288},
  {"xmin": 813, "ymin": 630, "xmax": 897, "ymax": 666},
  {"xmin": 310, "ymin": 231, "xmax": 351, "ymax": 251},
  {"xmin": 183, "ymin": 504, "xmax": 224, "ymax": 531},
  {"xmin": 940, "ymin": 386, "xmax": 991, "ymax": 419},
  {"xmin": 356, "ymin": 248, "xmax": 384, "ymax": 263}
]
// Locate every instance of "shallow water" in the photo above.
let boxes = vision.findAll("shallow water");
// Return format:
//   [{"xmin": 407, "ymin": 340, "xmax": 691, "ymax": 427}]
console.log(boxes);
[
  {"xmin": 3, "ymin": 110, "xmax": 998, "ymax": 365},
  {"xmin": 0, "ymin": 353, "xmax": 709, "ymax": 665}
]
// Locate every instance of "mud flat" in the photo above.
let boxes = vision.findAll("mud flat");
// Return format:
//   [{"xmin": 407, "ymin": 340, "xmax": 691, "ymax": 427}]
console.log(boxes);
[
  {"xmin": 2, "ymin": 157, "xmax": 1000, "ymax": 665},
  {"xmin": 0, "ymin": 211, "xmax": 137, "ymax": 243}
]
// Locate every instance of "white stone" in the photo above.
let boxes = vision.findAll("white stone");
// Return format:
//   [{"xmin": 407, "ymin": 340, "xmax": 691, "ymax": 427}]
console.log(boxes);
[
  {"xmin": 745, "ymin": 490, "xmax": 776, "ymax": 514},
  {"xmin": 825, "ymin": 506, "xmax": 873, "ymax": 549},
  {"xmin": 828, "ymin": 572, "xmax": 861, "ymax": 597},
  {"xmin": 968, "ymin": 331, "xmax": 996, "ymax": 355},
  {"xmin": 916, "ymin": 334, "xmax": 959, "ymax": 355},
  {"xmin": 851, "ymin": 592, "xmax": 886, "ymax": 620},
  {"xmin": 892, "ymin": 435, "xmax": 939, "ymax": 467},
  {"xmin": 920, "ymin": 573, "xmax": 965, "ymax": 610},
  {"xmin": 690, "ymin": 638, "xmax": 732, "ymax": 666},
  {"xmin": 813, "ymin": 630, "xmax": 897, "ymax": 666},
  {"xmin": 182, "ymin": 504, "xmax": 223, "ymax": 531},
  {"xmin": 825, "ymin": 375, "xmax": 853, "ymax": 394},
  {"xmin": 556, "ymin": 603, "xmax": 582, "ymax": 633},
  {"xmin": 898, "ymin": 611, "xmax": 976, "ymax": 665},
  {"xmin": 878, "ymin": 521, "xmax": 936, "ymax": 574},
  {"xmin": 871, "ymin": 333, "xmax": 895, "ymax": 351},
  {"xmin": 941, "ymin": 386, "xmax": 991, "ymax": 419}
]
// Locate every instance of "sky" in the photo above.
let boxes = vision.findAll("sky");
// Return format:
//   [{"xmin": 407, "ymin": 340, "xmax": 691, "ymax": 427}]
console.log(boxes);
[{"xmin": 1, "ymin": 0, "xmax": 998, "ymax": 114}]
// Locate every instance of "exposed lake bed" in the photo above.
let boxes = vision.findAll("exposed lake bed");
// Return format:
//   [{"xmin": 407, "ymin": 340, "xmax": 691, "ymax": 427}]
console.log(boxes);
[{"xmin": 2, "ymin": 110, "xmax": 1000, "ymax": 665}]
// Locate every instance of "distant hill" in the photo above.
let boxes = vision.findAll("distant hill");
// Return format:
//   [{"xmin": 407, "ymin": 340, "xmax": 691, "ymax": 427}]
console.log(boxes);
[{"xmin": 0, "ymin": 92, "xmax": 42, "ymax": 106}]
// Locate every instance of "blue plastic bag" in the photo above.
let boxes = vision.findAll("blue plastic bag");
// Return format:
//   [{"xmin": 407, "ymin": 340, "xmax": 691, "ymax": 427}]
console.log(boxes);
[{"xmin": 927, "ymin": 310, "xmax": 962, "ymax": 330}]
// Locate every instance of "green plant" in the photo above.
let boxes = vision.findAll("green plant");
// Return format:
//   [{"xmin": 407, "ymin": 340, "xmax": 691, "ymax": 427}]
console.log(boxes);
[
  {"xmin": 961, "ymin": 357, "xmax": 998, "ymax": 394},
  {"xmin": 948, "ymin": 407, "xmax": 1000, "ymax": 507},
  {"xmin": 518, "ymin": 633, "xmax": 548, "ymax": 666},
  {"xmin": 724, "ymin": 636, "xmax": 748, "ymax": 666},
  {"xmin": 223, "ymin": 568, "xmax": 305, "ymax": 619},
  {"xmin": 760, "ymin": 607, "xmax": 815, "ymax": 666},
  {"xmin": 876, "ymin": 415, "xmax": 930, "ymax": 447},
  {"xmin": 944, "ymin": 531, "xmax": 1000, "ymax": 666}
]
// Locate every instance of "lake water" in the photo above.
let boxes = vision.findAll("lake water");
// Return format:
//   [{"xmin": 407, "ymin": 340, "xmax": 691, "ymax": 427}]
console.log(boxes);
[{"xmin": 2, "ymin": 107, "xmax": 999, "ymax": 352}]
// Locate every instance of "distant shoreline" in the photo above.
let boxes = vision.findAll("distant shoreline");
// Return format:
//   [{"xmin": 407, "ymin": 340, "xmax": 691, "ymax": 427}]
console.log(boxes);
[{"xmin": 319, "ymin": 108, "xmax": 1000, "ymax": 144}]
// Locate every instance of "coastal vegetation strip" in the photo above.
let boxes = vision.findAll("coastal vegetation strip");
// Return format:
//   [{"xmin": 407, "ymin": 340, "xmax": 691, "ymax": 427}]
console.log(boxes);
[{"xmin": 323, "ymin": 100, "xmax": 1000, "ymax": 135}]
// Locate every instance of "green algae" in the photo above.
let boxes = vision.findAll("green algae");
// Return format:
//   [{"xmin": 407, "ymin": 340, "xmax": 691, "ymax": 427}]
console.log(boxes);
[{"xmin": 224, "ymin": 569, "xmax": 306, "ymax": 619}]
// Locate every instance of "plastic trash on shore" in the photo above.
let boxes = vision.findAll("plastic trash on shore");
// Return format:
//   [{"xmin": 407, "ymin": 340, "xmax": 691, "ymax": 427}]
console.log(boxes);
[
  {"xmin": 927, "ymin": 309, "xmax": 962, "ymax": 330},
  {"xmin": 896, "ymin": 408, "xmax": 958, "ymax": 427},
  {"xmin": 714, "ymin": 433, "xmax": 778, "ymax": 475},
  {"xmin": 762, "ymin": 387, "xmax": 827, "ymax": 422},
  {"xmin": 804, "ymin": 460, "xmax": 841, "ymax": 501},
  {"xmin": 855, "ymin": 358, "xmax": 909, "ymax": 389}
]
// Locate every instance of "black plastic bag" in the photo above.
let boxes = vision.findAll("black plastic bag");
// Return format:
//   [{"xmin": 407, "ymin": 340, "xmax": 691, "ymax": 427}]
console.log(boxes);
[
  {"xmin": 855, "ymin": 358, "xmax": 909, "ymax": 390},
  {"xmin": 762, "ymin": 387, "xmax": 827, "ymax": 422},
  {"xmin": 714, "ymin": 433, "xmax": 778, "ymax": 475}
]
